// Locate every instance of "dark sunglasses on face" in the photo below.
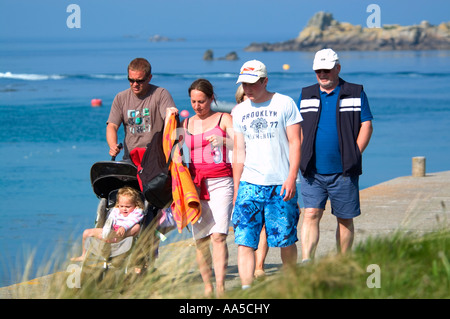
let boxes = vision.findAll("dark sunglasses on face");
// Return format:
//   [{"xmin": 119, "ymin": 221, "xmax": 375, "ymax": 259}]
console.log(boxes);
[
  {"xmin": 315, "ymin": 69, "xmax": 332, "ymax": 74},
  {"xmin": 128, "ymin": 77, "xmax": 147, "ymax": 84}
]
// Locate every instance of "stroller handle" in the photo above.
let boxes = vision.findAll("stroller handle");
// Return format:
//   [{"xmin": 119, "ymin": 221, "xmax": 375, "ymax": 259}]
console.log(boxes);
[{"xmin": 111, "ymin": 143, "xmax": 123, "ymax": 161}]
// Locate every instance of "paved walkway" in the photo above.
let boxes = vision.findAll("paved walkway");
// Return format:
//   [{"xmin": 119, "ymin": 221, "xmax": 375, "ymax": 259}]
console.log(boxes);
[{"xmin": 2, "ymin": 170, "xmax": 449, "ymax": 298}]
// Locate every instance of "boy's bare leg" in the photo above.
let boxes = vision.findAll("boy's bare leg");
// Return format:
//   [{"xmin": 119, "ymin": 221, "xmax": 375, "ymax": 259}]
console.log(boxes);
[
  {"xmin": 238, "ymin": 245, "xmax": 255, "ymax": 288},
  {"xmin": 254, "ymin": 226, "xmax": 268, "ymax": 277}
]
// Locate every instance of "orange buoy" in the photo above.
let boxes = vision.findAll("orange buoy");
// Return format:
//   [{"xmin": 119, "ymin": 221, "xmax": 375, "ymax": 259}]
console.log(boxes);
[{"xmin": 91, "ymin": 98, "xmax": 102, "ymax": 107}]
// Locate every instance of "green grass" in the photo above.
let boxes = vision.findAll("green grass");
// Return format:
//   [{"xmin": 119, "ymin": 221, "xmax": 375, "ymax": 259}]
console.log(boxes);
[
  {"xmin": 228, "ymin": 229, "xmax": 449, "ymax": 299},
  {"xmin": 5, "ymin": 228, "xmax": 449, "ymax": 299}
]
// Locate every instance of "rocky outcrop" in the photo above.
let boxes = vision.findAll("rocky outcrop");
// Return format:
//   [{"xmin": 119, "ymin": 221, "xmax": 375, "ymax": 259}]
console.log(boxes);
[
  {"xmin": 245, "ymin": 12, "xmax": 450, "ymax": 51},
  {"xmin": 203, "ymin": 50, "xmax": 239, "ymax": 61}
]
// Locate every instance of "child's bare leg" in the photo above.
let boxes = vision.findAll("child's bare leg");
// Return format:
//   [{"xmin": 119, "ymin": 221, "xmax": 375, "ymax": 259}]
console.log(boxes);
[{"xmin": 71, "ymin": 228, "xmax": 103, "ymax": 261}]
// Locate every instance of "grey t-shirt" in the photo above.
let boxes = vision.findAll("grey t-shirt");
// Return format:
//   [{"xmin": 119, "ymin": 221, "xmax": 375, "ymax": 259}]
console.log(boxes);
[{"xmin": 107, "ymin": 85, "xmax": 176, "ymax": 159}]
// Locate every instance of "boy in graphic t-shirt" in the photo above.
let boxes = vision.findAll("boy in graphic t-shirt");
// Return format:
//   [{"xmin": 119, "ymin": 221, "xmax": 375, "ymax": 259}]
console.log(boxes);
[{"xmin": 232, "ymin": 60, "xmax": 303, "ymax": 289}]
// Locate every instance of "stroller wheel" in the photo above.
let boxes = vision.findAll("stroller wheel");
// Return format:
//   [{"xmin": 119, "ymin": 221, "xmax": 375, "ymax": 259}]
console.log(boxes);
[{"xmin": 95, "ymin": 198, "xmax": 108, "ymax": 228}]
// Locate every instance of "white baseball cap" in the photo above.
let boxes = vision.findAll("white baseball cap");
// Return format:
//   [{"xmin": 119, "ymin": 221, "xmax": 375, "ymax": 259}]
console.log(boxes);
[
  {"xmin": 236, "ymin": 60, "xmax": 268, "ymax": 84},
  {"xmin": 313, "ymin": 48, "xmax": 340, "ymax": 70}
]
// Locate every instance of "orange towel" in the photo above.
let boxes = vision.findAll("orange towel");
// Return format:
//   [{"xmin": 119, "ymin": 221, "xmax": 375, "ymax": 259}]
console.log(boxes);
[{"xmin": 163, "ymin": 114, "xmax": 201, "ymax": 232}]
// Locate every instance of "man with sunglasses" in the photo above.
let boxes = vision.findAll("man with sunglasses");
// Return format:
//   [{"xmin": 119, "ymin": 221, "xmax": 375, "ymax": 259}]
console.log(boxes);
[
  {"xmin": 298, "ymin": 48, "xmax": 373, "ymax": 262},
  {"xmin": 107, "ymin": 58, "xmax": 177, "ymax": 160}
]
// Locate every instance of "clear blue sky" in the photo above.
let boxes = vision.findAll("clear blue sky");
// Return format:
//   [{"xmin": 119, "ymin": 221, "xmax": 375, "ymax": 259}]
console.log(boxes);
[{"xmin": 1, "ymin": 0, "xmax": 449, "ymax": 41}]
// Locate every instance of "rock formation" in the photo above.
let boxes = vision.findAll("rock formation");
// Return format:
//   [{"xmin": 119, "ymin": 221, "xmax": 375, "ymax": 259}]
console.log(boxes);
[
  {"xmin": 245, "ymin": 12, "xmax": 450, "ymax": 51},
  {"xmin": 203, "ymin": 50, "xmax": 239, "ymax": 61},
  {"xmin": 203, "ymin": 49, "xmax": 214, "ymax": 61}
]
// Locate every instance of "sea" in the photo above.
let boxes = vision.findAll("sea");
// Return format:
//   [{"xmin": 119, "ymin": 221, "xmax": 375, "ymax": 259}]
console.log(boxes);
[{"xmin": 1, "ymin": 35, "xmax": 449, "ymax": 287}]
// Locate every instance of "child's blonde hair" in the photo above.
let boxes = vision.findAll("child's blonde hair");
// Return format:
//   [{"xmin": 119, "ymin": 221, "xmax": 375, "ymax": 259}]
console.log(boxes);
[{"xmin": 115, "ymin": 186, "xmax": 145, "ymax": 210}]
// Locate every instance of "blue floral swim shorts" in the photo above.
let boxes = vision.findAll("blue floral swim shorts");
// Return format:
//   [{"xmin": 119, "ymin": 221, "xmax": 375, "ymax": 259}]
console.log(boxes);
[{"xmin": 232, "ymin": 181, "xmax": 300, "ymax": 249}]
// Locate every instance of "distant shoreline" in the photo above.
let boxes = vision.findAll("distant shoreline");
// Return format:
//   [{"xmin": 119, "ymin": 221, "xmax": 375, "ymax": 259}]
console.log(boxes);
[{"xmin": 245, "ymin": 12, "xmax": 450, "ymax": 52}]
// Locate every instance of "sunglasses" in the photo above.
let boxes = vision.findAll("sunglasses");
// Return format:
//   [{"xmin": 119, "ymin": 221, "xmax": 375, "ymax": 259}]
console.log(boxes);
[
  {"xmin": 128, "ymin": 77, "xmax": 147, "ymax": 84},
  {"xmin": 315, "ymin": 69, "xmax": 332, "ymax": 74}
]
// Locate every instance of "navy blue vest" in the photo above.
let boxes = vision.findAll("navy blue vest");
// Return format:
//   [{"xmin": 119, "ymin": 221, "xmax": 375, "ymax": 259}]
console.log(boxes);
[{"xmin": 299, "ymin": 78, "xmax": 363, "ymax": 177}]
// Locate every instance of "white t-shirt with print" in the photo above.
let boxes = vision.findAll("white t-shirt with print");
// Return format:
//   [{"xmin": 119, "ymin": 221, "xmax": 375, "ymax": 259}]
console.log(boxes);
[{"xmin": 233, "ymin": 93, "xmax": 302, "ymax": 185}]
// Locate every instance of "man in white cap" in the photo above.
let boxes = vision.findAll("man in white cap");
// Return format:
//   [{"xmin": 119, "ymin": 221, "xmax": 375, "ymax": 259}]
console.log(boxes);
[
  {"xmin": 298, "ymin": 48, "xmax": 373, "ymax": 262},
  {"xmin": 232, "ymin": 60, "xmax": 302, "ymax": 289}
]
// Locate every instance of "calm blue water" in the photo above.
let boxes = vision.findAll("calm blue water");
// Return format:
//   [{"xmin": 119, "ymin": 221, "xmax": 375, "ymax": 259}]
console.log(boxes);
[{"xmin": 1, "ymin": 36, "xmax": 450, "ymax": 287}]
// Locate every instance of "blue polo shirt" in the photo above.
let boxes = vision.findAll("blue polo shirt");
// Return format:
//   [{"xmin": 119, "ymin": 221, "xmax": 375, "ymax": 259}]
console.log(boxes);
[
  {"xmin": 315, "ymin": 87, "xmax": 342, "ymax": 173},
  {"xmin": 298, "ymin": 86, "xmax": 372, "ymax": 174}
]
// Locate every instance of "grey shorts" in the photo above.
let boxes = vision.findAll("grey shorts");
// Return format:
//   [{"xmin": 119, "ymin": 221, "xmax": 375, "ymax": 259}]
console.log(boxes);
[{"xmin": 300, "ymin": 173, "xmax": 361, "ymax": 219}]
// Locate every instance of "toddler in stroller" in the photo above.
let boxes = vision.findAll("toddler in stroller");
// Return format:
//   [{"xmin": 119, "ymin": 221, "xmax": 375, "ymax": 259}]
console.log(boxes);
[
  {"xmin": 73, "ymin": 154, "xmax": 175, "ymax": 286},
  {"xmin": 71, "ymin": 186, "xmax": 144, "ymax": 262}
]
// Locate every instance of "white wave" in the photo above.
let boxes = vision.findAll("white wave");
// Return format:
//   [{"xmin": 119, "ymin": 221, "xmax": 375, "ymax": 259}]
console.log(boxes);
[
  {"xmin": 90, "ymin": 74, "xmax": 126, "ymax": 80},
  {"xmin": 0, "ymin": 71, "xmax": 65, "ymax": 81}
]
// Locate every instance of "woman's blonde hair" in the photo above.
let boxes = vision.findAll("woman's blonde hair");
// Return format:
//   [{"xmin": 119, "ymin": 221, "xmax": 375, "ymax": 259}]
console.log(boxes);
[
  {"xmin": 235, "ymin": 84, "xmax": 246, "ymax": 103},
  {"xmin": 115, "ymin": 186, "xmax": 145, "ymax": 209}
]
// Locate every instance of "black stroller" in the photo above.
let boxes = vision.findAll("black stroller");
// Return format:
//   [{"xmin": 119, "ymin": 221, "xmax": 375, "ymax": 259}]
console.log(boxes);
[
  {"xmin": 90, "ymin": 159, "xmax": 141, "ymax": 229},
  {"xmin": 79, "ymin": 156, "xmax": 159, "ymax": 287}
]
